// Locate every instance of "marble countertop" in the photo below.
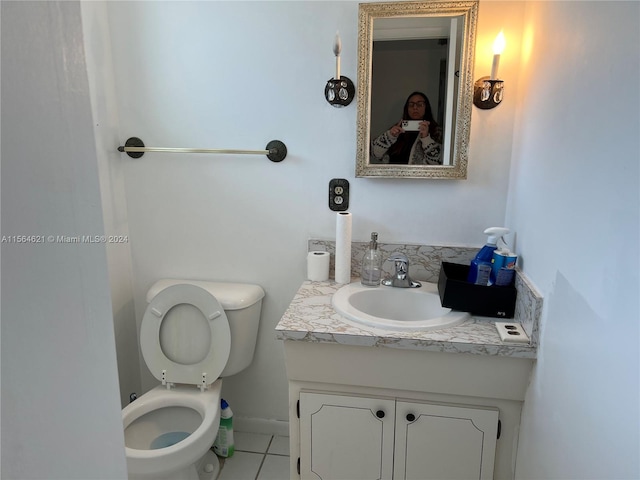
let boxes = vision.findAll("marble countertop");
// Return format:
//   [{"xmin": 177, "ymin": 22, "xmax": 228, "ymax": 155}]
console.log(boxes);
[{"xmin": 276, "ymin": 280, "xmax": 538, "ymax": 359}]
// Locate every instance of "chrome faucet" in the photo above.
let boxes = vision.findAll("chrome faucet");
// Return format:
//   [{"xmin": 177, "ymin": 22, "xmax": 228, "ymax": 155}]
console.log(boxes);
[{"xmin": 381, "ymin": 253, "xmax": 422, "ymax": 288}]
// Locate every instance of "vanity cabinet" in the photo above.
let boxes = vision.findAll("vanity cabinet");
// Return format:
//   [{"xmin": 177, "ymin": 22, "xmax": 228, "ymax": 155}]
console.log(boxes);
[
  {"xmin": 282, "ymin": 340, "xmax": 534, "ymax": 480},
  {"xmin": 278, "ymin": 279, "xmax": 539, "ymax": 479},
  {"xmin": 299, "ymin": 392, "xmax": 498, "ymax": 480}
]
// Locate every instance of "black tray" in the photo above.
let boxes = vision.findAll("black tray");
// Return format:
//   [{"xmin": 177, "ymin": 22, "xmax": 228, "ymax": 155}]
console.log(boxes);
[{"xmin": 438, "ymin": 262, "xmax": 516, "ymax": 318}]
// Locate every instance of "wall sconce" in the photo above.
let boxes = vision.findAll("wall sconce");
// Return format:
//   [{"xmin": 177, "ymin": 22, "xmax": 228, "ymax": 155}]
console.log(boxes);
[
  {"xmin": 474, "ymin": 31, "xmax": 505, "ymax": 109},
  {"xmin": 325, "ymin": 32, "xmax": 355, "ymax": 108}
]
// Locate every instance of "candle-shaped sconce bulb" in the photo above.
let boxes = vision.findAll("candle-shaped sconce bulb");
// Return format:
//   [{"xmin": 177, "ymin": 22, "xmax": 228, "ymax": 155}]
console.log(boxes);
[
  {"xmin": 333, "ymin": 31, "xmax": 342, "ymax": 56},
  {"xmin": 333, "ymin": 31, "xmax": 342, "ymax": 80},
  {"xmin": 490, "ymin": 31, "xmax": 506, "ymax": 80}
]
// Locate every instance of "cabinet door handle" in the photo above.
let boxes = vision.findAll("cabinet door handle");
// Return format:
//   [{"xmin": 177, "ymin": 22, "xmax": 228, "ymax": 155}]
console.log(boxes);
[
  {"xmin": 376, "ymin": 410, "xmax": 385, "ymax": 418},
  {"xmin": 406, "ymin": 413, "xmax": 416, "ymax": 422}
]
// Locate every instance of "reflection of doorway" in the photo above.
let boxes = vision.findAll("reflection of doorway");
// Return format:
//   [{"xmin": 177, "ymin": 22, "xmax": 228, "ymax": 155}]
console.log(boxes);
[
  {"xmin": 370, "ymin": 38, "xmax": 448, "ymax": 139},
  {"xmin": 437, "ymin": 58, "xmax": 447, "ymax": 126}
]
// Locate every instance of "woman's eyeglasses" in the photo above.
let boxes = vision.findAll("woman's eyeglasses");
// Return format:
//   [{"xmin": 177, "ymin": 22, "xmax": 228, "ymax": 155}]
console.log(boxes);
[{"xmin": 408, "ymin": 101, "xmax": 426, "ymax": 108}]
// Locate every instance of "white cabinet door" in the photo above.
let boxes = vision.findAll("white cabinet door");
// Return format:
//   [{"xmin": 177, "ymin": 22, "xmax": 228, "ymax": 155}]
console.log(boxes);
[
  {"xmin": 299, "ymin": 392, "xmax": 395, "ymax": 480},
  {"xmin": 394, "ymin": 401, "xmax": 499, "ymax": 480}
]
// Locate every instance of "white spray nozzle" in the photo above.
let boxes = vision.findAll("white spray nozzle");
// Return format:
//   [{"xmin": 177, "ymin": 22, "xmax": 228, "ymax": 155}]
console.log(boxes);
[{"xmin": 483, "ymin": 227, "xmax": 510, "ymax": 247}]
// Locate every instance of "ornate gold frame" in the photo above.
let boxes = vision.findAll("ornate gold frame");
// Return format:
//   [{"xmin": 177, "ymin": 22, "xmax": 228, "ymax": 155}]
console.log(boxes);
[{"xmin": 355, "ymin": 1, "xmax": 478, "ymax": 179}]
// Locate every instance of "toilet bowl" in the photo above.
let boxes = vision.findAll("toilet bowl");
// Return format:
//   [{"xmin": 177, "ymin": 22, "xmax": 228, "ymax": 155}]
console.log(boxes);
[
  {"xmin": 122, "ymin": 280, "xmax": 264, "ymax": 480},
  {"xmin": 123, "ymin": 381, "xmax": 222, "ymax": 480}
]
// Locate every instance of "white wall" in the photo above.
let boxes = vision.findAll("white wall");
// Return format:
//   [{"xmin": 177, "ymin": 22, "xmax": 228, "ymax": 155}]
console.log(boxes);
[
  {"xmin": 95, "ymin": 0, "xmax": 523, "ymax": 423},
  {"xmin": 1, "ymin": 2, "xmax": 128, "ymax": 478},
  {"xmin": 507, "ymin": 1, "xmax": 639, "ymax": 478},
  {"xmin": 81, "ymin": 0, "xmax": 141, "ymax": 408}
]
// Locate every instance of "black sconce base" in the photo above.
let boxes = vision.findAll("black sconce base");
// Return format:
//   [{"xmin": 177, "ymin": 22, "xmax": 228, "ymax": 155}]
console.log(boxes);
[
  {"xmin": 473, "ymin": 77, "xmax": 504, "ymax": 109},
  {"xmin": 325, "ymin": 76, "xmax": 355, "ymax": 108}
]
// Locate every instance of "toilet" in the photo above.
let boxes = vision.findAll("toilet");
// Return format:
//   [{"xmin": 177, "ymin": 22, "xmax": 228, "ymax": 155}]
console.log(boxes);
[{"xmin": 122, "ymin": 279, "xmax": 264, "ymax": 480}]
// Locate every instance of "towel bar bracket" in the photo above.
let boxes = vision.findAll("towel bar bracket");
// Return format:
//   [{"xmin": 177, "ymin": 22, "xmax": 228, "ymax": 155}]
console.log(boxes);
[
  {"xmin": 265, "ymin": 140, "xmax": 287, "ymax": 163},
  {"xmin": 119, "ymin": 137, "xmax": 145, "ymax": 159}
]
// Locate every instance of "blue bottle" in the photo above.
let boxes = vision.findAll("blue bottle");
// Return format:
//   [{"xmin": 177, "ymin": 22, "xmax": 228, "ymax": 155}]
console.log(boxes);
[{"xmin": 467, "ymin": 227, "xmax": 509, "ymax": 285}]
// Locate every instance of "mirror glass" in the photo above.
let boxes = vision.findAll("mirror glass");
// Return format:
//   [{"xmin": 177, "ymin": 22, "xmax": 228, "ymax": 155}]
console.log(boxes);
[{"xmin": 356, "ymin": 1, "xmax": 478, "ymax": 179}]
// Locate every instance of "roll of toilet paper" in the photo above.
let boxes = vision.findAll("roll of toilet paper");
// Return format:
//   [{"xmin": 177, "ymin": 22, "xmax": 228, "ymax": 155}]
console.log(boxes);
[
  {"xmin": 335, "ymin": 212, "xmax": 352, "ymax": 284},
  {"xmin": 307, "ymin": 251, "xmax": 330, "ymax": 281}
]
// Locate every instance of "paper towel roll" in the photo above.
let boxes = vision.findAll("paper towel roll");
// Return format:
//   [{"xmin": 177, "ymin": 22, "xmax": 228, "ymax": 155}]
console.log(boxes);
[
  {"xmin": 307, "ymin": 251, "xmax": 330, "ymax": 281},
  {"xmin": 335, "ymin": 212, "xmax": 352, "ymax": 284}
]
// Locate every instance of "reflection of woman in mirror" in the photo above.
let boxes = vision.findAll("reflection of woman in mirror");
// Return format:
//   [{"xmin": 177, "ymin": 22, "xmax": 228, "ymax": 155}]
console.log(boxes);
[{"xmin": 370, "ymin": 91, "xmax": 443, "ymax": 165}]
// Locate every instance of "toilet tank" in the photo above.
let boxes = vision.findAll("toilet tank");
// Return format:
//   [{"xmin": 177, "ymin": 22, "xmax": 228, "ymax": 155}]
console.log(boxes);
[{"xmin": 147, "ymin": 279, "xmax": 265, "ymax": 377}]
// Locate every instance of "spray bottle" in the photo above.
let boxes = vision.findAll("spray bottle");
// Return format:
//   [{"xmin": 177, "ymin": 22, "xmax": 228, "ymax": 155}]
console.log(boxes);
[{"xmin": 467, "ymin": 227, "xmax": 509, "ymax": 286}]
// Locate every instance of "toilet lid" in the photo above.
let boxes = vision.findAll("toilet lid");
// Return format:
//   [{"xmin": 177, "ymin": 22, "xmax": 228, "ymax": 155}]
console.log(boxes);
[{"xmin": 140, "ymin": 284, "xmax": 231, "ymax": 387}]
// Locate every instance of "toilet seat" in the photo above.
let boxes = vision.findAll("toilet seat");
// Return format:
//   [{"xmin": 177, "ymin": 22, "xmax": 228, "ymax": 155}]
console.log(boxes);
[{"xmin": 140, "ymin": 284, "xmax": 231, "ymax": 389}]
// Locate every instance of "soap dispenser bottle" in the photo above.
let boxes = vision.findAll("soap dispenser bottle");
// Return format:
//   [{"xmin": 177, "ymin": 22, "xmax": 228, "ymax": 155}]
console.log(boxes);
[
  {"xmin": 361, "ymin": 232, "xmax": 383, "ymax": 287},
  {"xmin": 467, "ymin": 227, "xmax": 509, "ymax": 285}
]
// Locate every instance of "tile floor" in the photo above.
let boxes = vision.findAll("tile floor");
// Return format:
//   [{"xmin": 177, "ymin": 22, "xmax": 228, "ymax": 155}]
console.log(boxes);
[{"xmin": 216, "ymin": 431, "xmax": 290, "ymax": 480}]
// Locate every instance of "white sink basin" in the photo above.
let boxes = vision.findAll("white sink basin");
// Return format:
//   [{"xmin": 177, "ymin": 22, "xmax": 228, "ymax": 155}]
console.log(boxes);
[{"xmin": 332, "ymin": 281, "xmax": 469, "ymax": 331}]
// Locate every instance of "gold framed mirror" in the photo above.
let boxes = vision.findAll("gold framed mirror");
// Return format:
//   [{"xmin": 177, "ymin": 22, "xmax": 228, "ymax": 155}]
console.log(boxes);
[{"xmin": 356, "ymin": 1, "xmax": 478, "ymax": 178}]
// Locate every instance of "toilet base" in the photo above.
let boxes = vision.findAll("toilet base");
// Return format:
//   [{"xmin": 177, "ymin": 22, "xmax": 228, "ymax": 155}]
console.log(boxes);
[
  {"xmin": 196, "ymin": 449, "xmax": 221, "ymax": 480},
  {"xmin": 129, "ymin": 448, "xmax": 220, "ymax": 480}
]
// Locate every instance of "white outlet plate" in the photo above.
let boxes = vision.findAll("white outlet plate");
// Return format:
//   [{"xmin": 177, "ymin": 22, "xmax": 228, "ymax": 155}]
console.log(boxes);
[{"xmin": 495, "ymin": 322, "xmax": 530, "ymax": 344}]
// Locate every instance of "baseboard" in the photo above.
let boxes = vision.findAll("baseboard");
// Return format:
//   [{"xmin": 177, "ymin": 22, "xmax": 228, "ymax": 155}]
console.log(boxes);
[{"xmin": 233, "ymin": 416, "xmax": 289, "ymax": 437}]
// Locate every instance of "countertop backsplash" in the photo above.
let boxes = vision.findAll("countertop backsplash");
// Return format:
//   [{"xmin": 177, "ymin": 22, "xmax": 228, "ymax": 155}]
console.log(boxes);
[{"xmin": 308, "ymin": 239, "xmax": 543, "ymax": 346}]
